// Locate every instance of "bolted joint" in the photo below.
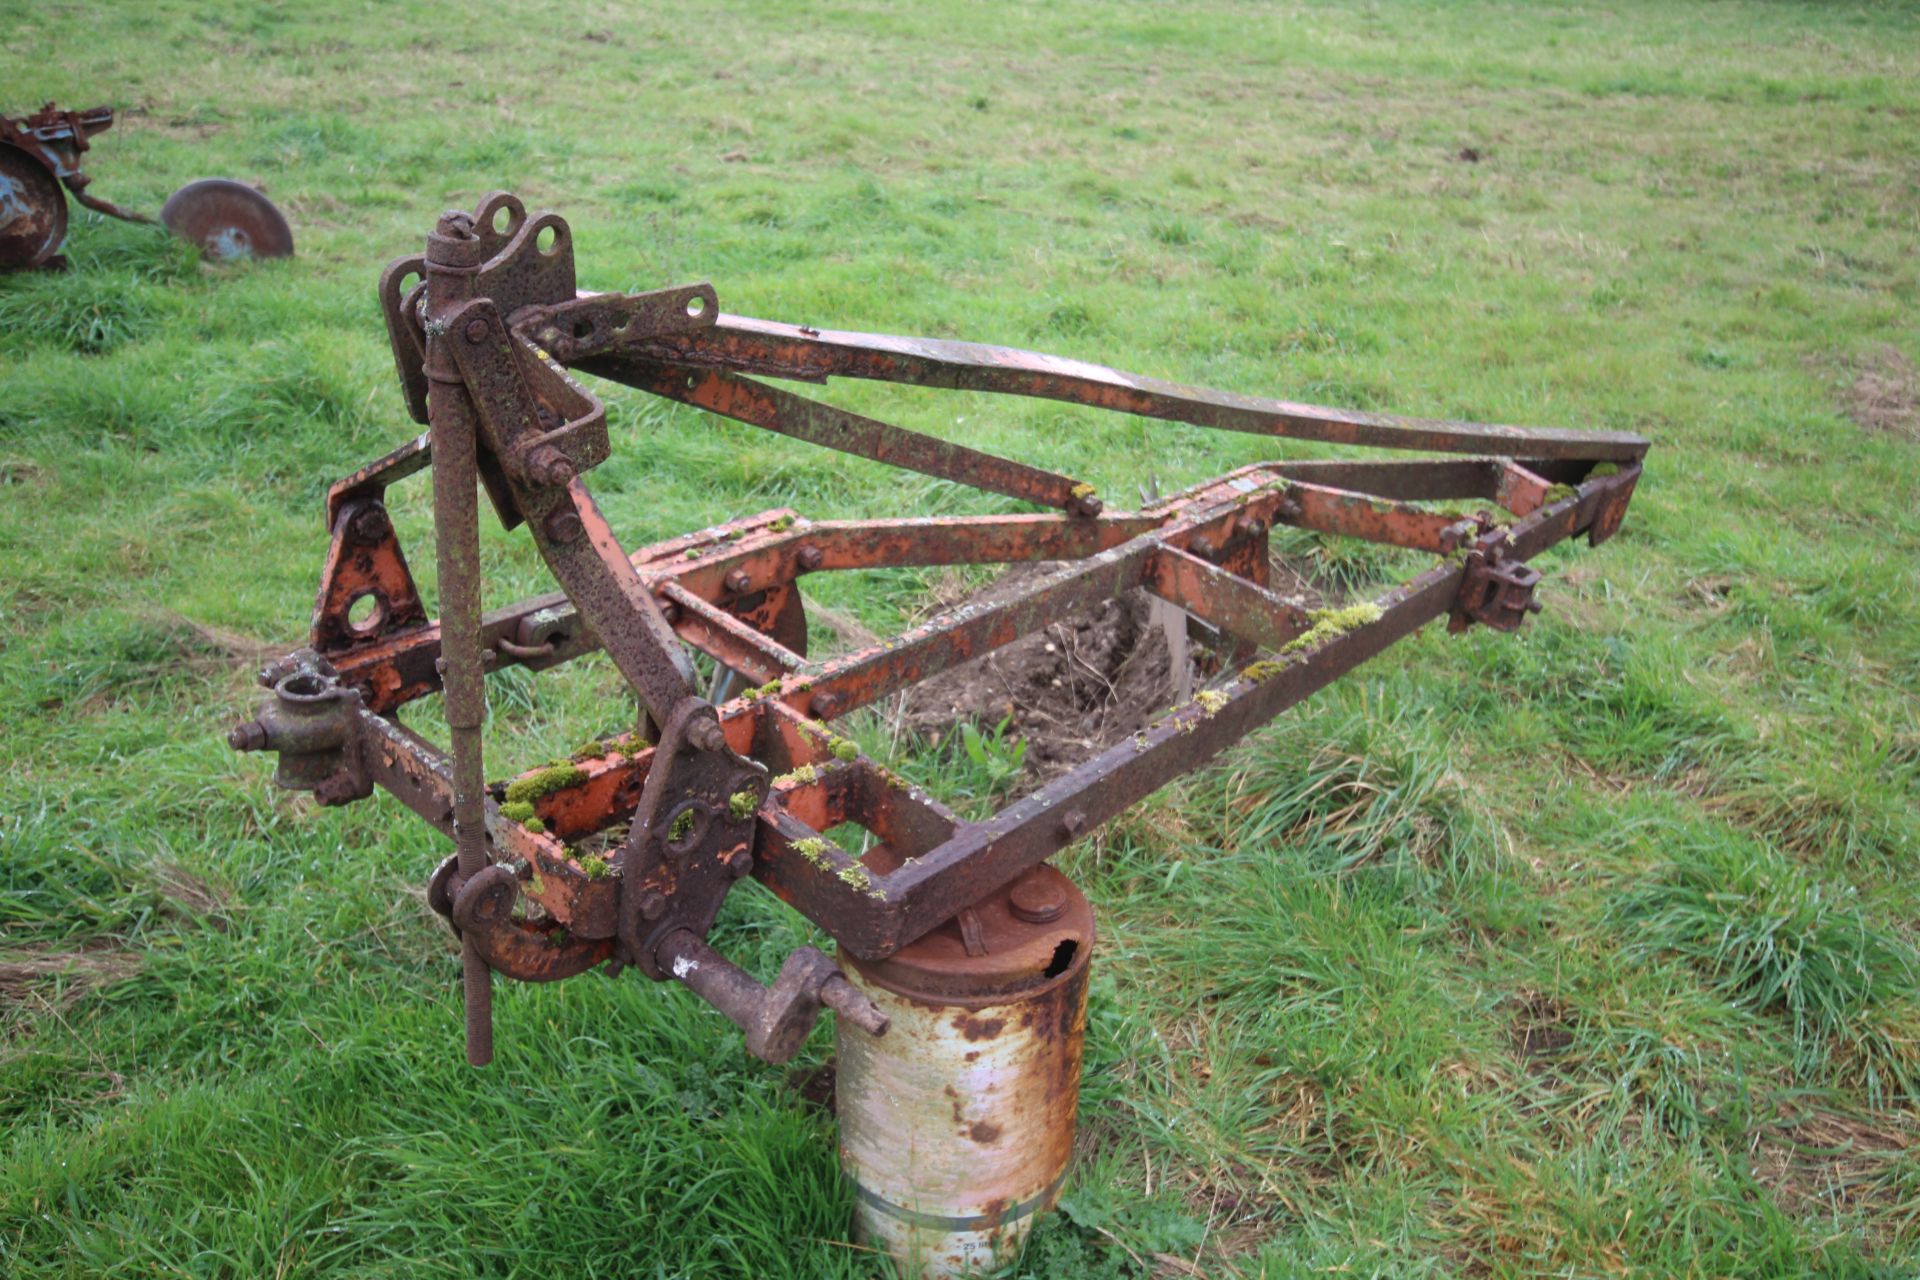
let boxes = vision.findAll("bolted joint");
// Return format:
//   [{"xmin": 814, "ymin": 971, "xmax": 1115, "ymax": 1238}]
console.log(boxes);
[
  {"xmin": 518, "ymin": 442, "xmax": 576, "ymax": 488},
  {"xmin": 1450, "ymin": 547, "xmax": 1545, "ymax": 635},
  {"xmin": 724, "ymin": 567, "xmax": 753, "ymax": 595},
  {"xmin": 543, "ymin": 504, "xmax": 585, "ymax": 544},
  {"xmin": 228, "ymin": 720, "xmax": 269, "ymax": 752},
  {"xmin": 685, "ymin": 715, "xmax": 728, "ymax": 754},
  {"xmin": 796, "ymin": 544, "xmax": 825, "ymax": 572},
  {"xmin": 346, "ymin": 501, "xmax": 392, "ymax": 543}
]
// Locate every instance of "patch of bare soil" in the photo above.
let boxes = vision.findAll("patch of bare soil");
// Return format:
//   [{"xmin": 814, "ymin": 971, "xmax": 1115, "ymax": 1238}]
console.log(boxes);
[
  {"xmin": 1507, "ymin": 991, "xmax": 1576, "ymax": 1068},
  {"xmin": 786, "ymin": 1060, "xmax": 835, "ymax": 1113},
  {"xmin": 896, "ymin": 557, "xmax": 1329, "ymax": 779},
  {"xmin": 1837, "ymin": 344, "xmax": 1919, "ymax": 441},
  {"xmin": 897, "ymin": 567, "xmax": 1182, "ymax": 780}
]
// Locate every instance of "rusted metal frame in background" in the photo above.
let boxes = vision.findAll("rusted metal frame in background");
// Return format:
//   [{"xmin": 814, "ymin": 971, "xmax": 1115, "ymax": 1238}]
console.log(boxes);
[
  {"xmin": 0, "ymin": 104, "xmax": 153, "ymax": 223},
  {"xmin": 2, "ymin": 102, "xmax": 295, "ymax": 269}
]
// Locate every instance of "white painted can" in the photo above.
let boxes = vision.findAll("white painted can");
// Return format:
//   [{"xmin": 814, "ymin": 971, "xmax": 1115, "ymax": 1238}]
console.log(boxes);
[{"xmin": 835, "ymin": 865, "xmax": 1094, "ymax": 1278}]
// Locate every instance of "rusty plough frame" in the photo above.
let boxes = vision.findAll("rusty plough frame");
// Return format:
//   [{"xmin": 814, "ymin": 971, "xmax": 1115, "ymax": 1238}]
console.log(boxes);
[{"xmin": 231, "ymin": 193, "xmax": 1646, "ymax": 1066}]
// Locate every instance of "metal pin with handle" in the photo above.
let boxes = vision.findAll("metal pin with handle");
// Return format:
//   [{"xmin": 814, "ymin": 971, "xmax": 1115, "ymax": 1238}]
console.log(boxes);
[{"xmin": 425, "ymin": 209, "xmax": 496, "ymax": 1066}]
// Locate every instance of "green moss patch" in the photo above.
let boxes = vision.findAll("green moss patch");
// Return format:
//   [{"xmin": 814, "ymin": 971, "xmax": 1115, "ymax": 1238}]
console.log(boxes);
[{"xmin": 504, "ymin": 763, "xmax": 588, "ymax": 806}]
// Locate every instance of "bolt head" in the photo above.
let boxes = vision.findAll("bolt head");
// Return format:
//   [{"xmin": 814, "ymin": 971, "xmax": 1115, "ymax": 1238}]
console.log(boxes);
[
  {"xmin": 543, "ymin": 506, "xmax": 585, "ymax": 544},
  {"xmin": 639, "ymin": 891, "xmax": 667, "ymax": 921},
  {"xmin": 796, "ymin": 545, "xmax": 824, "ymax": 572},
  {"xmin": 724, "ymin": 568, "xmax": 752, "ymax": 595},
  {"xmin": 1191, "ymin": 536, "xmax": 1217, "ymax": 558},
  {"xmin": 463, "ymin": 317, "xmax": 490, "ymax": 344},
  {"xmin": 686, "ymin": 717, "xmax": 727, "ymax": 754},
  {"xmin": 527, "ymin": 446, "xmax": 575, "ymax": 488},
  {"xmin": 228, "ymin": 720, "xmax": 268, "ymax": 752},
  {"xmin": 348, "ymin": 504, "xmax": 392, "ymax": 543},
  {"xmin": 437, "ymin": 210, "xmax": 475, "ymax": 235},
  {"xmin": 811, "ymin": 691, "xmax": 843, "ymax": 718},
  {"xmin": 1009, "ymin": 872, "xmax": 1067, "ymax": 924}
]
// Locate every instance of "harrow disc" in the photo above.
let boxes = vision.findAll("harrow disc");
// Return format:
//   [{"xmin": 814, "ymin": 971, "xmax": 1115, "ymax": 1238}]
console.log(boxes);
[
  {"xmin": 160, "ymin": 178, "xmax": 293, "ymax": 261},
  {"xmin": 0, "ymin": 143, "xmax": 68, "ymax": 270}
]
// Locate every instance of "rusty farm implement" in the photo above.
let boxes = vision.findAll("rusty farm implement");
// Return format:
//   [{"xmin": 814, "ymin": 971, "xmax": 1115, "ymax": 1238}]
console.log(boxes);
[
  {"xmin": 228, "ymin": 192, "xmax": 1645, "ymax": 1275},
  {"xmin": 1, "ymin": 102, "xmax": 292, "ymax": 270}
]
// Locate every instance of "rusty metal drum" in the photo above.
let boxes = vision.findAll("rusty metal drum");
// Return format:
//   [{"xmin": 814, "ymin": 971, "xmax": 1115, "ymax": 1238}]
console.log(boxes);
[{"xmin": 835, "ymin": 864, "xmax": 1094, "ymax": 1278}]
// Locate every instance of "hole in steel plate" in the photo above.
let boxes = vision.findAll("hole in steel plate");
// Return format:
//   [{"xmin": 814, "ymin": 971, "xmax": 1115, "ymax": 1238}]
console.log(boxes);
[
  {"xmin": 663, "ymin": 801, "xmax": 710, "ymax": 856},
  {"xmin": 536, "ymin": 225, "xmax": 558, "ymax": 254},
  {"xmin": 686, "ymin": 295, "xmax": 706, "ymax": 317},
  {"xmin": 347, "ymin": 591, "xmax": 386, "ymax": 636}
]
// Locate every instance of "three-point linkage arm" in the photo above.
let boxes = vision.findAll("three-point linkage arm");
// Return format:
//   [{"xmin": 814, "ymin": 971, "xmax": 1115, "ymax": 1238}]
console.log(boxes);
[{"xmin": 230, "ymin": 192, "xmax": 1646, "ymax": 1066}]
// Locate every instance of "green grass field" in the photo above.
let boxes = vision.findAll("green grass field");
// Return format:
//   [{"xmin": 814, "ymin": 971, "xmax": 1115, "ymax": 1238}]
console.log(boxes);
[{"xmin": 4, "ymin": 0, "xmax": 1919, "ymax": 1275}]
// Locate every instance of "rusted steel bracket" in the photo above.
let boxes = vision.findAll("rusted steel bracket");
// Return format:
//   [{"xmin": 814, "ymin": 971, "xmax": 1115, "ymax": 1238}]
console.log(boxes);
[
  {"xmin": 229, "ymin": 192, "xmax": 1649, "ymax": 1065},
  {"xmin": 510, "ymin": 282, "xmax": 719, "ymax": 362},
  {"xmin": 311, "ymin": 498, "xmax": 429, "ymax": 655},
  {"xmin": 613, "ymin": 698, "xmax": 767, "ymax": 981},
  {"xmin": 1448, "ymin": 535, "xmax": 1544, "ymax": 634}
]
